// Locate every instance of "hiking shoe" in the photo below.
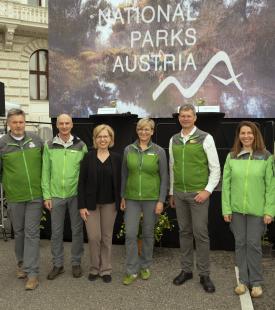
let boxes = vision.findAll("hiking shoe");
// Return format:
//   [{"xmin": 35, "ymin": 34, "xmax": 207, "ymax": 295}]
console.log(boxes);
[
  {"xmin": 16, "ymin": 262, "xmax": 27, "ymax": 279},
  {"xmin": 47, "ymin": 266, "xmax": 65, "ymax": 280},
  {"xmin": 88, "ymin": 274, "xmax": 99, "ymax": 281},
  {"xmin": 102, "ymin": 275, "xmax": 112, "ymax": 283},
  {"xmin": 235, "ymin": 284, "xmax": 247, "ymax": 295},
  {"xmin": 199, "ymin": 276, "xmax": 216, "ymax": 293},
  {"xmin": 72, "ymin": 265, "xmax": 82, "ymax": 278},
  {"xmin": 251, "ymin": 286, "xmax": 263, "ymax": 298},
  {"xmin": 123, "ymin": 274, "xmax": 138, "ymax": 285},
  {"xmin": 140, "ymin": 268, "xmax": 151, "ymax": 280},
  {"xmin": 173, "ymin": 271, "xmax": 193, "ymax": 285},
  {"xmin": 25, "ymin": 277, "xmax": 39, "ymax": 290}
]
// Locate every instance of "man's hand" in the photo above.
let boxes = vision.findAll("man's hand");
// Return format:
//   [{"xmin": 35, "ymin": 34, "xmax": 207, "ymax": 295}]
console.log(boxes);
[
  {"xmin": 80, "ymin": 208, "xmax": 90, "ymax": 222},
  {"xmin": 194, "ymin": 190, "xmax": 210, "ymax": 203},
  {"xmin": 169, "ymin": 195, "xmax": 176, "ymax": 208},
  {"xmin": 44, "ymin": 199, "xmax": 52, "ymax": 211},
  {"xmin": 223, "ymin": 215, "xmax": 232, "ymax": 222},
  {"xmin": 120, "ymin": 198, "xmax": 126, "ymax": 211},
  {"xmin": 264, "ymin": 215, "xmax": 273, "ymax": 225},
  {"xmin": 155, "ymin": 202, "xmax": 163, "ymax": 215}
]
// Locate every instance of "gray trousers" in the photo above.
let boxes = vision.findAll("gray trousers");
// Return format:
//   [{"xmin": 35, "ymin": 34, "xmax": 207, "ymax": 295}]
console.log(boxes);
[
  {"xmin": 51, "ymin": 196, "xmax": 83, "ymax": 267},
  {"xmin": 124, "ymin": 200, "xmax": 157, "ymax": 275},
  {"xmin": 85, "ymin": 203, "xmax": 117, "ymax": 276},
  {"xmin": 230, "ymin": 212, "xmax": 265, "ymax": 287},
  {"xmin": 174, "ymin": 191, "xmax": 210, "ymax": 276},
  {"xmin": 8, "ymin": 199, "xmax": 42, "ymax": 277}
]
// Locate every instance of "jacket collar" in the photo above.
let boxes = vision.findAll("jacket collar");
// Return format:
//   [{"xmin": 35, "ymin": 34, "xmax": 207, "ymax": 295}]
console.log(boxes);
[{"xmin": 132, "ymin": 139, "xmax": 153, "ymax": 151}]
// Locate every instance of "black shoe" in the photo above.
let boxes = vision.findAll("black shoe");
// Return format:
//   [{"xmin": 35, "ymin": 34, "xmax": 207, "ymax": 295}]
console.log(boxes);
[
  {"xmin": 200, "ymin": 276, "xmax": 216, "ymax": 293},
  {"xmin": 88, "ymin": 274, "xmax": 99, "ymax": 281},
  {"xmin": 173, "ymin": 271, "xmax": 193, "ymax": 286},
  {"xmin": 72, "ymin": 265, "xmax": 82, "ymax": 278},
  {"xmin": 102, "ymin": 275, "xmax": 112, "ymax": 283},
  {"xmin": 47, "ymin": 266, "xmax": 65, "ymax": 280}
]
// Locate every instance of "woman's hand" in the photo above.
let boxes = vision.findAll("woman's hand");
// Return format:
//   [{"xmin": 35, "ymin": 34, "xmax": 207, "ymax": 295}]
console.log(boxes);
[
  {"xmin": 80, "ymin": 208, "xmax": 90, "ymax": 222},
  {"xmin": 155, "ymin": 202, "xmax": 163, "ymax": 215},
  {"xmin": 169, "ymin": 195, "xmax": 175, "ymax": 208},
  {"xmin": 264, "ymin": 215, "xmax": 273, "ymax": 225},
  {"xmin": 223, "ymin": 215, "xmax": 232, "ymax": 222},
  {"xmin": 44, "ymin": 199, "xmax": 52, "ymax": 211},
  {"xmin": 120, "ymin": 198, "xmax": 126, "ymax": 211}
]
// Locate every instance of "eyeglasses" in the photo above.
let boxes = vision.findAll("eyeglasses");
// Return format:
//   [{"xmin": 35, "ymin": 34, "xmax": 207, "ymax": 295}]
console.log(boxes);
[
  {"xmin": 96, "ymin": 135, "xmax": 110, "ymax": 140},
  {"xmin": 137, "ymin": 128, "xmax": 152, "ymax": 132}
]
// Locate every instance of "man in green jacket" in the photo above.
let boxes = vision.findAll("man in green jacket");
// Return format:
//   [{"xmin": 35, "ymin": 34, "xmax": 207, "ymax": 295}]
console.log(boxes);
[
  {"xmin": 41, "ymin": 114, "xmax": 87, "ymax": 280},
  {"xmin": 169, "ymin": 104, "xmax": 220, "ymax": 293},
  {"xmin": 0, "ymin": 108, "xmax": 43, "ymax": 290}
]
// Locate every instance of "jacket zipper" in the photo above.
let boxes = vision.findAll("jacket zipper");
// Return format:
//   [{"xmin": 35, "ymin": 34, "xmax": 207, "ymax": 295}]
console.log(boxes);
[
  {"xmin": 62, "ymin": 149, "xmax": 67, "ymax": 198},
  {"xmin": 243, "ymin": 155, "xmax": 251, "ymax": 214},
  {"xmin": 21, "ymin": 147, "xmax": 33, "ymax": 200},
  {"xmin": 180, "ymin": 137, "xmax": 186, "ymax": 192},
  {"xmin": 133, "ymin": 142, "xmax": 152, "ymax": 198},
  {"xmin": 139, "ymin": 150, "xmax": 143, "ymax": 197},
  {"xmin": 8, "ymin": 139, "xmax": 33, "ymax": 200}
]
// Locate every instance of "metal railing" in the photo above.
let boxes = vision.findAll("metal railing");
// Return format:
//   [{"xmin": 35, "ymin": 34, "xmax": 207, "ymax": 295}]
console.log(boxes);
[{"xmin": 0, "ymin": 1, "xmax": 48, "ymax": 25}]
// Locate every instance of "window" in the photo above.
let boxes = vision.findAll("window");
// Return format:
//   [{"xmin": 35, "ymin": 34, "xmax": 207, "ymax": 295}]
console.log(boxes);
[
  {"xmin": 29, "ymin": 50, "xmax": 48, "ymax": 100},
  {"xmin": 28, "ymin": 0, "xmax": 48, "ymax": 7}
]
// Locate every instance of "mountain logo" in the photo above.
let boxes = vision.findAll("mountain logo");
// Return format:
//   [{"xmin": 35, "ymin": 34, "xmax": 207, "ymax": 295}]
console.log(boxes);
[{"xmin": 152, "ymin": 51, "xmax": 243, "ymax": 101}]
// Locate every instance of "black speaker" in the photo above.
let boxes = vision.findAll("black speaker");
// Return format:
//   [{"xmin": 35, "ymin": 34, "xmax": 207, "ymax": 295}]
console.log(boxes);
[{"xmin": 0, "ymin": 82, "xmax": 5, "ymax": 116}]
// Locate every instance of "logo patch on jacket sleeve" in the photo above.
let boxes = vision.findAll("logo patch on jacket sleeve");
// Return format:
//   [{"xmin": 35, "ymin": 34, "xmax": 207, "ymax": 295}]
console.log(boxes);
[{"xmin": 29, "ymin": 142, "xmax": 36, "ymax": 148}]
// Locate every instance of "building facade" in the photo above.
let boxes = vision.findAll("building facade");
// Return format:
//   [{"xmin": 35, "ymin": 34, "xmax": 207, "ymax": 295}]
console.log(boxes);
[{"xmin": 0, "ymin": 0, "xmax": 49, "ymax": 122}]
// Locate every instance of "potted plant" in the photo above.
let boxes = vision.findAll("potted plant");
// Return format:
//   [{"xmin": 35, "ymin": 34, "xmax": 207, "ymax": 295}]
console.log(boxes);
[{"xmin": 262, "ymin": 233, "xmax": 272, "ymax": 258}]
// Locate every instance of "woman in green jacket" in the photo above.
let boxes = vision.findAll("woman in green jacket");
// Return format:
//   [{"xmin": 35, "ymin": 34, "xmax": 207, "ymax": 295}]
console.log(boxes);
[
  {"xmin": 222, "ymin": 121, "xmax": 274, "ymax": 298},
  {"xmin": 120, "ymin": 118, "xmax": 168, "ymax": 285}
]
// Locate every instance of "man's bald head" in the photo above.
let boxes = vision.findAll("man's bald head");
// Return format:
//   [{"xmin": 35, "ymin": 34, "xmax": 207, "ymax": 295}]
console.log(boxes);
[{"xmin": 56, "ymin": 113, "xmax": 73, "ymax": 141}]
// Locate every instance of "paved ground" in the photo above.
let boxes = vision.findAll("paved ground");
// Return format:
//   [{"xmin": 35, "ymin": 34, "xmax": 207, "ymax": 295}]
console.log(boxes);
[{"xmin": 0, "ymin": 239, "xmax": 274, "ymax": 310}]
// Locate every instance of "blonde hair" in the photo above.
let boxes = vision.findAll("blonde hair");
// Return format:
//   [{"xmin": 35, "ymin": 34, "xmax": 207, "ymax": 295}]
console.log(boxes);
[
  {"xmin": 93, "ymin": 124, "xmax": 115, "ymax": 148},
  {"xmin": 136, "ymin": 118, "xmax": 155, "ymax": 131}
]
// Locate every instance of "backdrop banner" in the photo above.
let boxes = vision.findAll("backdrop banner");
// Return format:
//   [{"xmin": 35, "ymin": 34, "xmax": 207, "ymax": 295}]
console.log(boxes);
[{"xmin": 49, "ymin": 0, "xmax": 275, "ymax": 118}]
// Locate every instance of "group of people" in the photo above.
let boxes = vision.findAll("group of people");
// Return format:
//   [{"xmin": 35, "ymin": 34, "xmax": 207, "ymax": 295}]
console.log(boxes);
[{"xmin": 0, "ymin": 105, "xmax": 274, "ymax": 299}]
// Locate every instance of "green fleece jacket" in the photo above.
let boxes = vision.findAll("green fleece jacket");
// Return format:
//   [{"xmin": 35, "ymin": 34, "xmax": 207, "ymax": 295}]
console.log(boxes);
[
  {"xmin": 222, "ymin": 150, "xmax": 275, "ymax": 217},
  {"xmin": 171, "ymin": 129, "xmax": 209, "ymax": 192},
  {"xmin": 41, "ymin": 135, "xmax": 87, "ymax": 199},
  {"xmin": 0, "ymin": 132, "xmax": 43, "ymax": 202},
  {"xmin": 121, "ymin": 140, "xmax": 168, "ymax": 202}
]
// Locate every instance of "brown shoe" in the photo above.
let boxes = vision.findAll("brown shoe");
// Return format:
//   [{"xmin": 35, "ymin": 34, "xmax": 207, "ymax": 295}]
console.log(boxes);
[
  {"xmin": 72, "ymin": 265, "xmax": 82, "ymax": 278},
  {"xmin": 16, "ymin": 262, "xmax": 27, "ymax": 279},
  {"xmin": 47, "ymin": 266, "xmax": 65, "ymax": 280},
  {"xmin": 25, "ymin": 277, "xmax": 39, "ymax": 290}
]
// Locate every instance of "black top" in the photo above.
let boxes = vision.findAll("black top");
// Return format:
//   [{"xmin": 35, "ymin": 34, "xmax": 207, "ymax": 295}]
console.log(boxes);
[
  {"xmin": 96, "ymin": 157, "xmax": 114, "ymax": 204},
  {"xmin": 77, "ymin": 149, "xmax": 122, "ymax": 210}
]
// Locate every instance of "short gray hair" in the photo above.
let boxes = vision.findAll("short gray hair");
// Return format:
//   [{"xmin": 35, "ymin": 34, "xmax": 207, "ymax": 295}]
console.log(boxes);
[
  {"xmin": 179, "ymin": 104, "xmax": 196, "ymax": 116},
  {"xmin": 7, "ymin": 108, "xmax": 25, "ymax": 120}
]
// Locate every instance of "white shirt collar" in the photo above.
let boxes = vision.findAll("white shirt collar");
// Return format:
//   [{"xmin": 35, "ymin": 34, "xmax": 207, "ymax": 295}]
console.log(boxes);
[
  {"xmin": 10, "ymin": 134, "xmax": 25, "ymax": 141},
  {"xmin": 181, "ymin": 126, "xmax": 197, "ymax": 138}
]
